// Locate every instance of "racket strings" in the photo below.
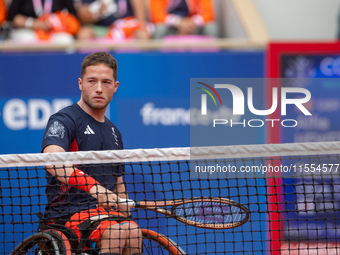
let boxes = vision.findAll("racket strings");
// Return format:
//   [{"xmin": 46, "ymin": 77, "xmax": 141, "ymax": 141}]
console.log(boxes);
[{"xmin": 174, "ymin": 200, "xmax": 247, "ymax": 225}]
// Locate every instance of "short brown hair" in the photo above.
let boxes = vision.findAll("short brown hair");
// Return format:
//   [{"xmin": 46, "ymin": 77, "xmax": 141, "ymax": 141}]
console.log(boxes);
[{"xmin": 81, "ymin": 52, "xmax": 118, "ymax": 80}]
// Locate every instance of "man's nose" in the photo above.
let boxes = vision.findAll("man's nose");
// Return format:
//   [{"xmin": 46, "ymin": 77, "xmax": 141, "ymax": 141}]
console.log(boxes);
[{"xmin": 96, "ymin": 82, "xmax": 103, "ymax": 93}]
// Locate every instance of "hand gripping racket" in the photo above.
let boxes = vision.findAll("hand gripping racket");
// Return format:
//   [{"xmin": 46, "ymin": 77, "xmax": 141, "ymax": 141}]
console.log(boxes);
[{"xmin": 117, "ymin": 197, "xmax": 249, "ymax": 229}]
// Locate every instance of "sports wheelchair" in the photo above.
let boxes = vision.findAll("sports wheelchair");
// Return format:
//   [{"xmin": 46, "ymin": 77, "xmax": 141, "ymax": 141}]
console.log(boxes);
[{"xmin": 10, "ymin": 213, "xmax": 186, "ymax": 255}]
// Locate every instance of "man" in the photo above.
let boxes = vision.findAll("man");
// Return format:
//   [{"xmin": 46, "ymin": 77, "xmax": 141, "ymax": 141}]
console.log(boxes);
[
  {"xmin": 150, "ymin": 0, "xmax": 218, "ymax": 39},
  {"xmin": 42, "ymin": 52, "xmax": 143, "ymax": 255},
  {"xmin": 6, "ymin": 0, "xmax": 80, "ymax": 43},
  {"xmin": 76, "ymin": 0, "xmax": 151, "ymax": 40},
  {"xmin": 0, "ymin": 0, "xmax": 6, "ymax": 25}
]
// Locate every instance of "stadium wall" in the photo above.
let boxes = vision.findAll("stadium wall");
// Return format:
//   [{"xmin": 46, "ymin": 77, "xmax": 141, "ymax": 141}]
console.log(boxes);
[{"xmin": 253, "ymin": 0, "xmax": 340, "ymax": 40}]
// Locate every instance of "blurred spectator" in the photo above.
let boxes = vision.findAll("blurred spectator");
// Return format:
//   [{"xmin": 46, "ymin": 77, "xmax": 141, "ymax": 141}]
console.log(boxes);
[
  {"xmin": 76, "ymin": 0, "xmax": 152, "ymax": 41},
  {"xmin": 0, "ymin": 0, "xmax": 11, "ymax": 41},
  {"xmin": 150, "ymin": 0, "xmax": 218, "ymax": 39},
  {"xmin": 6, "ymin": 0, "xmax": 80, "ymax": 43},
  {"xmin": 0, "ymin": 0, "xmax": 6, "ymax": 25}
]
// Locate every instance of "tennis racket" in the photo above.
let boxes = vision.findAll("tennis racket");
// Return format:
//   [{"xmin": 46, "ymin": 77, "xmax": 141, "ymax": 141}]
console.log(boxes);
[{"xmin": 117, "ymin": 197, "xmax": 249, "ymax": 229}]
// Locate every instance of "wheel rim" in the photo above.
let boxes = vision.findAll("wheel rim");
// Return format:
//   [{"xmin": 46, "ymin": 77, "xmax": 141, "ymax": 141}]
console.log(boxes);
[{"xmin": 141, "ymin": 229, "xmax": 186, "ymax": 255}]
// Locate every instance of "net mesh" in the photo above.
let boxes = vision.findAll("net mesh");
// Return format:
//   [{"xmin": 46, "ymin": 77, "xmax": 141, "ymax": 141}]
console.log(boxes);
[{"xmin": 1, "ymin": 142, "xmax": 340, "ymax": 255}]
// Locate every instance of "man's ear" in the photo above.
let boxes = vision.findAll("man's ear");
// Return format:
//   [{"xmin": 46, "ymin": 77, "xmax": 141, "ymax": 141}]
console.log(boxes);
[
  {"xmin": 114, "ymin": 81, "xmax": 120, "ymax": 92},
  {"xmin": 78, "ymin": 78, "xmax": 82, "ymax": 91}
]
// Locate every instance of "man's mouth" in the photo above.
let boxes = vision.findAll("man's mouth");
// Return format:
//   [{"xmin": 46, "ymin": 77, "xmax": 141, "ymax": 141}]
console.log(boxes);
[{"xmin": 93, "ymin": 96, "xmax": 104, "ymax": 101}]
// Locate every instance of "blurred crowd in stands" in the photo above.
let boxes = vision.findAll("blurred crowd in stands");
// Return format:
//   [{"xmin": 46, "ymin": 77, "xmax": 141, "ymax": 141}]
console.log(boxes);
[{"xmin": 0, "ymin": 0, "xmax": 219, "ymax": 43}]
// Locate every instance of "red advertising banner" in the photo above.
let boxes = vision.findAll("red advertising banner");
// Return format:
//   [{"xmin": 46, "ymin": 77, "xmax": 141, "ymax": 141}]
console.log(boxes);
[{"xmin": 267, "ymin": 42, "xmax": 340, "ymax": 255}]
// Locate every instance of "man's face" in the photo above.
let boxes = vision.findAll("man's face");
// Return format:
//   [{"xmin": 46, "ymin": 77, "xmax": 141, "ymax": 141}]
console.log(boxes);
[{"xmin": 78, "ymin": 64, "xmax": 119, "ymax": 110}]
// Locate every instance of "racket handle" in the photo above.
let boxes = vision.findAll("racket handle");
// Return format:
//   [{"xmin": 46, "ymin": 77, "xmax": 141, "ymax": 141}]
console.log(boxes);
[{"xmin": 116, "ymin": 198, "xmax": 136, "ymax": 208}]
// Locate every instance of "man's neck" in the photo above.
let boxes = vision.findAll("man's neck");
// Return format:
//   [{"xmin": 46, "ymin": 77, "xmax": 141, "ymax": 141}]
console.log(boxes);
[{"xmin": 77, "ymin": 101, "xmax": 106, "ymax": 123}]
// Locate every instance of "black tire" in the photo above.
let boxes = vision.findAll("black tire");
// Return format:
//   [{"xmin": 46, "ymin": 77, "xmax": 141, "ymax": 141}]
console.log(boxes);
[
  {"xmin": 141, "ymin": 229, "xmax": 186, "ymax": 255},
  {"xmin": 10, "ymin": 230, "xmax": 72, "ymax": 255}
]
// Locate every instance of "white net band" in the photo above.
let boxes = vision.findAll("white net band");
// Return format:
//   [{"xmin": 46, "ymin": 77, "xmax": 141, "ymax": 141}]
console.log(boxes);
[{"xmin": 1, "ymin": 141, "xmax": 340, "ymax": 167}]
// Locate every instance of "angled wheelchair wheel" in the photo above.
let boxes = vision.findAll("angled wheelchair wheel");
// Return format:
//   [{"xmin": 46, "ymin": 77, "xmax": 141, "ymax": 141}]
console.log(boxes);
[
  {"xmin": 141, "ymin": 229, "xmax": 186, "ymax": 255},
  {"xmin": 10, "ymin": 229, "xmax": 72, "ymax": 255}
]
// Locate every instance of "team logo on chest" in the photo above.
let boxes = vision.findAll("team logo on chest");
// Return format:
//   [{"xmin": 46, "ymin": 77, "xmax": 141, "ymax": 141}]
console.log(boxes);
[
  {"xmin": 84, "ymin": 125, "xmax": 95, "ymax": 135},
  {"xmin": 46, "ymin": 121, "xmax": 65, "ymax": 138}
]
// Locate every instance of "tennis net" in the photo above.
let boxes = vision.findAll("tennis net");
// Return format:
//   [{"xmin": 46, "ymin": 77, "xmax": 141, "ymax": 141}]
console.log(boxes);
[{"xmin": 1, "ymin": 141, "xmax": 340, "ymax": 255}]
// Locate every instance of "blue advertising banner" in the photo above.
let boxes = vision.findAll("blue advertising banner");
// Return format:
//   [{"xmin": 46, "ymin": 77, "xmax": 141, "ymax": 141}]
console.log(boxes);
[{"xmin": 0, "ymin": 51, "xmax": 264, "ymax": 153}]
